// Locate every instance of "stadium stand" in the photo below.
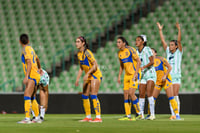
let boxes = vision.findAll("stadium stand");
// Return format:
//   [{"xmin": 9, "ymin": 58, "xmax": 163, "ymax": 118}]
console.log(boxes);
[
  {"xmin": 0, "ymin": 0, "xmax": 140, "ymax": 92},
  {"xmin": 0, "ymin": 0, "xmax": 199, "ymax": 93},
  {"xmin": 49, "ymin": 0, "xmax": 200, "ymax": 93}
]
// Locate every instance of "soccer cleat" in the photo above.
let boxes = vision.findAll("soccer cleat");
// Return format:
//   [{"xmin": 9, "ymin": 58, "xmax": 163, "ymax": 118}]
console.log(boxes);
[
  {"xmin": 135, "ymin": 114, "xmax": 144, "ymax": 120},
  {"xmin": 147, "ymin": 115, "xmax": 155, "ymax": 120},
  {"xmin": 175, "ymin": 115, "xmax": 181, "ymax": 120},
  {"xmin": 31, "ymin": 116, "xmax": 36, "ymax": 121},
  {"xmin": 169, "ymin": 115, "xmax": 176, "ymax": 120},
  {"xmin": 118, "ymin": 116, "xmax": 136, "ymax": 121},
  {"xmin": 145, "ymin": 115, "xmax": 151, "ymax": 120},
  {"xmin": 79, "ymin": 118, "xmax": 92, "ymax": 122},
  {"xmin": 17, "ymin": 118, "xmax": 32, "ymax": 124},
  {"xmin": 90, "ymin": 118, "xmax": 102, "ymax": 123},
  {"xmin": 32, "ymin": 117, "xmax": 42, "ymax": 123}
]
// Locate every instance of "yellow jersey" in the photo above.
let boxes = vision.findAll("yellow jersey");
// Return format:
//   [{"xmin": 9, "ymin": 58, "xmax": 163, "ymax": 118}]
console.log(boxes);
[
  {"xmin": 21, "ymin": 45, "xmax": 40, "ymax": 85},
  {"xmin": 118, "ymin": 46, "xmax": 140, "ymax": 75},
  {"xmin": 154, "ymin": 56, "xmax": 172, "ymax": 85},
  {"xmin": 77, "ymin": 49, "xmax": 102, "ymax": 80}
]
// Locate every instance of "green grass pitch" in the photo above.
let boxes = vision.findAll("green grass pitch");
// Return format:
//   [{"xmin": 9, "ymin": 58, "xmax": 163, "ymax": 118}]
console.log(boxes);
[{"xmin": 0, "ymin": 114, "xmax": 199, "ymax": 133}]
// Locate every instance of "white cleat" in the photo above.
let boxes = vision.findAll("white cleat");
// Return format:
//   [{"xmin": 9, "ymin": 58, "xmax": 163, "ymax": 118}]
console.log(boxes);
[
  {"xmin": 147, "ymin": 115, "xmax": 155, "ymax": 120},
  {"xmin": 32, "ymin": 117, "xmax": 42, "ymax": 123}
]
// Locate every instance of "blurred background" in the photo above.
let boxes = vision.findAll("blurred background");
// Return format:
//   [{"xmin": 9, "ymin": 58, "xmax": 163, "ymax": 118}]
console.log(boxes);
[{"xmin": 0, "ymin": 0, "xmax": 199, "ymax": 93}]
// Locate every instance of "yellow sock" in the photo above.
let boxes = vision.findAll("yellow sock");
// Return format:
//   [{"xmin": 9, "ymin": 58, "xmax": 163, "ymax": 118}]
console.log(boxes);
[
  {"xmin": 24, "ymin": 96, "xmax": 32, "ymax": 118},
  {"xmin": 91, "ymin": 95, "xmax": 101, "ymax": 116},
  {"xmin": 133, "ymin": 99, "xmax": 140, "ymax": 114},
  {"xmin": 169, "ymin": 97, "xmax": 179, "ymax": 115},
  {"xmin": 82, "ymin": 95, "xmax": 91, "ymax": 116},
  {"xmin": 31, "ymin": 97, "xmax": 39, "ymax": 117},
  {"xmin": 124, "ymin": 100, "xmax": 131, "ymax": 116},
  {"xmin": 128, "ymin": 99, "xmax": 132, "ymax": 112}
]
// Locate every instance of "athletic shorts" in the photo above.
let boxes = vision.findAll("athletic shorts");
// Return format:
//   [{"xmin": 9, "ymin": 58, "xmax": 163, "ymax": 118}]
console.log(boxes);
[
  {"xmin": 171, "ymin": 74, "xmax": 181, "ymax": 84},
  {"xmin": 155, "ymin": 78, "xmax": 172, "ymax": 90},
  {"xmin": 86, "ymin": 74, "xmax": 102, "ymax": 84},
  {"xmin": 123, "ymin": 73, "xmax": 141, "ymax": 90},
  {"xmin": 39, "ymin": 71, "xmax": 50, "ymax": 87},
  {"xmin": 140, "ymin": 69, "xmax": 157, "ymax": 84}
]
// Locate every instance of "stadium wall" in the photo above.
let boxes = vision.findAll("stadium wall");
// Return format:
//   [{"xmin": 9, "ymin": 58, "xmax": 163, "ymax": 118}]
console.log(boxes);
[{"xmin": 0, "ymin": 93, "xmax": 199, "ymax": 114}]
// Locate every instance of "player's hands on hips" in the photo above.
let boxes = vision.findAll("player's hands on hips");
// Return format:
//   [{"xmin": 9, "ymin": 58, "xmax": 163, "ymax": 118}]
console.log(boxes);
[
  {"xmin": 117, "ymin": 76, "xmax": 121, "ymax": 84},
  {"xmin": 23, "ymin": 76, "xmax": 28, "ymax": 85},
  {"xmin": 83, "ymin": 73, "xmax": 89, "ymax": 81},
  {"xmin": 133, "ymin": 73, "xmax": 138, "ymax": 81},
  {"xmin": 162, "ymin": 75, "xmax": 167, "ymax": 82},
  {"xmin": 156, "ymin": 22, "xmax": 163, "ymax": 30}
]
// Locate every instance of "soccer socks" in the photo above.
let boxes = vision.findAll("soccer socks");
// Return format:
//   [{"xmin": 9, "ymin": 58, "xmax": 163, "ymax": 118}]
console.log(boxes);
[
  {"xmin": 139, "ymin": 98, "xmax": 145, "ymax": 116},
  {"xmin": 169, "ymin": 102, "xmax": 175, "ymax": 116},
  {"xmin": 24, "ymin": 96, "xmax": 32, "ymax": 119},
  {"xmin": 148, "ymin": 96, "xmax": 155, "ymax": 116},
  {"xmin": 174, "ymin": 96, "xmax": 180, "ymax": 113},
  {"xmin": 169, "ymin": 97, "xmax": 179, "ymax": 115},
  {"xmin": 132, "ymin": 99, "xmax": 140, "ymax": 115},
  {"xmin": 91, "ymin": 95, "xmax": 101, "ymax": 118},
  {"xmin": 82, "ymin": 94, "xmax": 91, "ymax": 118},
  {"xmin": 40, "ymin": 106, "xmax": 46, "ymax": 118},
  {"xmin": 31, "ymin": 97, "xmax": 39, "ymax": 118},
  {"xmin": 124, "ymin": 100, "xmax": 131, "ymax": 117},
  {"xmin": 147, "ymin": 97, "xmax": 156, "ymax": 115},
  {"xmin": 128, "ymin": 99, "xmax": 132, "ymax": 111}
]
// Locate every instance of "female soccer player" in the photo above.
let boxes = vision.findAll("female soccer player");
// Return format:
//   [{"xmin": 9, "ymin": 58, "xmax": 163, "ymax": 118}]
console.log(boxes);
[
  {"xmin": 18, "ymin": 34, "xmax": 41, "ymax": 124},
  {"xmin": 75, "ymin": 36, "xmax": 102, "ymax": 122},
  {"xmin": 31, "ymin": 67, "xmax": 49, "ymax": 123},
  {"xmin": 136, "ymin": 35, "xmax": 157, "ymax": 120},
  {"xmin": 157, "ymin": 22, "xmax": 183, "ymax": 120},
  {"xmin": 117, "ymin": 36, "xmax": 142, "ymax": 121},
  {"xmin": 151, "ymin": 48, "xmax": 181, "ymax": 120}
]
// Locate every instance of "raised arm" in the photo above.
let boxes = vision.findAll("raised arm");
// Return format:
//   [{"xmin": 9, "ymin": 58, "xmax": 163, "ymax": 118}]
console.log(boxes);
[
  {"xmin": 176, "ymin": 22, "xmax": 182, "ymax": 52},
  {"xmin": 157, "ymin": 22, "xmax": 168, "ymax": 51}
]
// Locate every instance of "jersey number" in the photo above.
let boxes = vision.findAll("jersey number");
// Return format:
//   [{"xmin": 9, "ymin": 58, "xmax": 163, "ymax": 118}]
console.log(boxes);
[{"xmin": 31, "ymin": 51, "xmax": 36, "ymax": 63}]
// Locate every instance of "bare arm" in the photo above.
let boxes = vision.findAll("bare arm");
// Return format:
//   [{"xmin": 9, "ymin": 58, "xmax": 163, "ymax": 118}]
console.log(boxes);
[
  {"xmin": 86, "ymin": 61, "xmax": 97, "ymax": 75},
  {"xmin": 75, "ymin": 65, "xmax": 83, "ymax": 86},
  {"xmin": 135, "ymin": 57, "xmax": 141, "ymax": 75},
  {"xmin": 157, "ymin": 22, "xmax": 168, "ymax": 51},
  {"xmin": 25, "ymin": 59, "xmax": 32, "ymax": 78},
  {"xmin": 176, "ymin": 22, "xmax": 182, "ymax": 52},
  {"xmin": 23, "ymin": 59, "xmax": 32, "ymax": 84},
  {"xmin": 36, "ymin": 56, "xmax": 41, "ymax": 69},
  {"xmin": 142, "ymin": 56, "xmax": 154, "ymax": 70},
  {"xmin": 162, "ymin": 58, "xmax": 172, "ymax": 82},
  {"xmin": 164, "ymin": 60, "xmax": 172, "ymax": 77},
  {"xmin": 118, "ymin": 60, "xmax": 123, "ymax": 84}
]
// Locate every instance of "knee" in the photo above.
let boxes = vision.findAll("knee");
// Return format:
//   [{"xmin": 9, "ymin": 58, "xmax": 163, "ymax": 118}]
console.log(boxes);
[{"xmin": 139, "ymin": 93, "xmax": 145, "ymax": 98}]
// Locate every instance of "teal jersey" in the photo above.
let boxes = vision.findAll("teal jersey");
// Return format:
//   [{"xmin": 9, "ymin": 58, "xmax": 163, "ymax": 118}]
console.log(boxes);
[
  {"xmin": 166, "ymin": 46, "xmax": 183, "ymax": 77},
  {"xmin": 137, "ymin": 46, "xmax": 156, "ymax": 76}
]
